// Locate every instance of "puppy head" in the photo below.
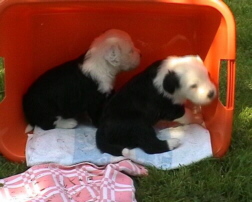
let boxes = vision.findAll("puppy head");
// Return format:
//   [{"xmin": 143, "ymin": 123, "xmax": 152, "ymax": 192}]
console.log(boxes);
[
  {"xmin": 154, "ymin": 55, "xmax": 217, "ymax": 105},
  {"xmin": 87, "ymin": 29, "xmax": 141, "ymax": 72}
]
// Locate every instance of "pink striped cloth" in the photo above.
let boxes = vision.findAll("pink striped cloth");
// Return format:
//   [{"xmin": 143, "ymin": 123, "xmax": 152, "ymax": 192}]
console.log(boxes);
[{"xmin": 0, "ymin": 160, "xmax": 147, "ymax": 202}]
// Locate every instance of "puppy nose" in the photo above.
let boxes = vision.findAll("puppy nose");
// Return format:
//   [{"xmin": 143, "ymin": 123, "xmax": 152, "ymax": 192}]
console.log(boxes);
[{"xmin": 207, "ymin": 90, "xmax": 215, "ymax": 99}]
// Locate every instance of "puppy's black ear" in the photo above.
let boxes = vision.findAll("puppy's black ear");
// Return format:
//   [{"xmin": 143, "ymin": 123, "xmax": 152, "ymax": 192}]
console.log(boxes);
[{"xmin": 163, "ymin": 71, "xmax": 180, "ymax": 94}]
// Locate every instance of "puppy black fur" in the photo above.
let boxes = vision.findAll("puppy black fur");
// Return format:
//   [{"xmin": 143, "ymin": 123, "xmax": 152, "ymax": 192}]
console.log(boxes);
[
  {"xmin": 23, "ymin": 54, "xmax": 110, "ymax": 130},
  {"xmin": 96, "ymin": 60, "xmax": 184, "ymax": 156}
]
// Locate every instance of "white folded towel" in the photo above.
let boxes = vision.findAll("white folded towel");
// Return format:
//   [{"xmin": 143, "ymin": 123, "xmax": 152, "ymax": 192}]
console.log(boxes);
[{"xmin": 26, "ymin": 124, "xmax": 212, "ymax": 170}]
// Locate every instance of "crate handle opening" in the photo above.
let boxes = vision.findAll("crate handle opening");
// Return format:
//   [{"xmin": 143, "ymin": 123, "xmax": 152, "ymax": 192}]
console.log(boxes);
[
  {"xmin": 219, "ymin": 59, "xmax": 236, "ymax": 109},
  {"xmin": 0, "ymin": 57, "xmax": 5, "ymax": 103}
]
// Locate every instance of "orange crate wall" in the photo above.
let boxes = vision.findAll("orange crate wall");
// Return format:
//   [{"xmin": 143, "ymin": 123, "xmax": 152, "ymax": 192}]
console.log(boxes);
[{"xmin": 0, "ymin": 1, "xmax": 235, "ymax": 162}]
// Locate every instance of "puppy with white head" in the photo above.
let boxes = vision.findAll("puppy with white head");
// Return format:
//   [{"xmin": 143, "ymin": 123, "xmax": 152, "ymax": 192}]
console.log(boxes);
[
  {"xmin": 23, "ymin": 29, "xmax": 141, "ymax": 130},
  {"xmin": 82, "ymin": 29, "xmax": 141, "ymax": 93},
  {"xmin": 153, "ymin": 55, "xmax": 216, "ymax": 124},
  {"xmin": 96, "ymin": 55, "xmax": 216, "ymax": 157}
]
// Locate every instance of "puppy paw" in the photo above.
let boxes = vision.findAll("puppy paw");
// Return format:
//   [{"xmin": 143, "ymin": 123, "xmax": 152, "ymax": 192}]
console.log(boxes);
[
  {"xmin": 174, "ymin": 108, "xmax": 204, "ymax": 125},
  {"xmin": 63, "ymin": 119, "xmax": 78, "ymax": 129},
  {"xmin": 189, "ymin": 106, "xmax": 204, "ymax": 125},
  {"xmin": 191, "ymin": 113, "xmax": 204, "ymax": 125},
  {"xmin": 167, "ymin": 138, "xmax": 180, "ymax": 150},
  {"xmin": 54, "ymin": 117, "xmax": 78, "ymax": 129},
  {"xmin": 122, "ymin": 148, "xmax": 134, "ymax": 158},
  {"xmin": 25, "ymin": 124, "xmax": 34, "ymax": 133}
]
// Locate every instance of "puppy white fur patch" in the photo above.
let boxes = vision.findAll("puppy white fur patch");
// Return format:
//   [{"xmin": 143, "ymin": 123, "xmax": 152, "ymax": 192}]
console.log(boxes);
[
  {"xmin": 167, "ymin": 138, "xmax": 181, "ymax": 150},
  {"xmin": 122, "ymin": 138, "xmax": 180, "ymax": 158},
  {"xmin": 81, "ymin": 29, "xmax": 141, "ymax": 93},
  {"xmin": 54, "ymin": 116, "xmax": 78, "ymax": 129}
]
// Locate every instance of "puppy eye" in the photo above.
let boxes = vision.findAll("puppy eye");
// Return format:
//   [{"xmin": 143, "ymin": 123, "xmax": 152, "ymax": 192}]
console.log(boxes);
[{"xmin": 190, "ymin": 84, "xmax": 198, "ymax": 88}]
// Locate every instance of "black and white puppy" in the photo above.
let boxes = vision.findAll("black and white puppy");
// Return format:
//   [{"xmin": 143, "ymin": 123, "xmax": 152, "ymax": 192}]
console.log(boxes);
[
  {"xmin": 23, "ymin": 29, "xmax": 141, "ymax": 131},
  {"xmin": 96, "ymin": 55, "xmax": 217, "ymax": 157}
]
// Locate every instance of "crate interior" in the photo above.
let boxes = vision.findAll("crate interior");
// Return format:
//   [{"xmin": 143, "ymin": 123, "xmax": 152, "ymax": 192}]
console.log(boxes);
[{"xmin": 0, "ymin": 1, "xmax": 234, "ymax": 161}]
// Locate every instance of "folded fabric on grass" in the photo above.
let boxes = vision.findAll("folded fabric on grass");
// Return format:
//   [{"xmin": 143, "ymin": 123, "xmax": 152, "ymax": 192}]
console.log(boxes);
[
  {"xmin": 0, "ymin": 160, "xmax": 147, "ymax": 202},
  {"xmin": 26, "ymin": 124, "xmax": 212, "ymax": 169}
]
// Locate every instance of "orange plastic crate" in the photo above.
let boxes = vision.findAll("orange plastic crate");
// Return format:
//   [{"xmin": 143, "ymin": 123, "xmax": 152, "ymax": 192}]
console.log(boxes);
[{"xmin": 0, "ymin": 0, "xmax": 236, "ymax": 162}]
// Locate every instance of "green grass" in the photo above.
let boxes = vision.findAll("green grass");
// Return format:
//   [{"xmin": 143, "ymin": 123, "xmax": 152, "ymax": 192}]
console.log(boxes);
[
  {"xmin": 0, "ymin": 157, "xmax": 27, "ymax": 179},
  {"xmin": 1, "ymin": 0, "xmax": 252, "ymax": 201}
]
